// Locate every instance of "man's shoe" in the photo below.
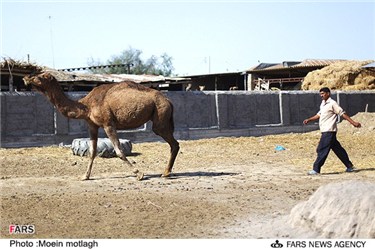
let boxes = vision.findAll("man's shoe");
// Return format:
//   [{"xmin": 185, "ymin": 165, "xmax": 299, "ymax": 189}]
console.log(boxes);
[
  {"xmin": 308, "ymin": 170, "xmax": 319, "ymax": 175},
  {"xmin": 346, "ymin": 167, "xmax": 357, "ymax": 173}
]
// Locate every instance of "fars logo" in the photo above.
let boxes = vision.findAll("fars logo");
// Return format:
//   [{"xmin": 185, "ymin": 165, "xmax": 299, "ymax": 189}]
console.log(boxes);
[{"xmin": 9, "ymin": 225, "xmax": 35, "ymax": 234}]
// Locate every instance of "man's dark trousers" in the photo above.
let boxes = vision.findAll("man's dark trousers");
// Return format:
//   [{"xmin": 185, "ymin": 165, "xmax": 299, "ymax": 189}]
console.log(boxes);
[{"xmin": 313, "ymin": 132, "xmax": 353, "ymax": 173}]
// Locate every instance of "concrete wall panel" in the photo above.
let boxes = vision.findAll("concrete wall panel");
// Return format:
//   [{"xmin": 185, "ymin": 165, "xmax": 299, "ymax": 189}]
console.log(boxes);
[
  {"xmin": 284, "ymin": 92, "xmax": 321, "ymax": 126},
  {"xmin": 35, "ymin": 95, "xmax": 55, "ymax": 135},
  {"xmin": 1, "ymin": 90, "xmax": 374, "ymax": 147},
  {"xmin": 166, "ymin": 91, "xmax": 218, "ymax": 129},
  {"xmin": 337, "ymin": 91, "xmax": 375, "ymax": 115}
]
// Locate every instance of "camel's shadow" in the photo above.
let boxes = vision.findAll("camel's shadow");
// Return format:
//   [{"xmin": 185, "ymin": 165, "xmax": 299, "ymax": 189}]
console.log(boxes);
[
  {"xmin": 127, "ymin": 152, "xmax": 142, "ymax": 157},
  {"xmin": 91, "ymin": 171, "xmax": 239, "ymax": 181},
  {"xmin": 143, "ymin": 171, "xmax": 239, "ymax": 180}
]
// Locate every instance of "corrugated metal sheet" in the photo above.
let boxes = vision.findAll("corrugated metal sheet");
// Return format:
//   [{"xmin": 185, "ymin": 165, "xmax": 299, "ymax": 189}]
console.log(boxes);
[
  {"xmin": 0, "ymin": 59, "xmax": 189, "ymax": 84},
  {"xmin": 45, "ymin": 69, "xmax": 189, "ymax": 84},
  {"xmin": 291, "ymin": 59, "xmax": 346, "ymax": 68},
  {"xmin": 247, "ymin": 63, "xmax": 278, "ymax": 71},
  {"xmin": 247, "ymin": 59, "xmax": 346, "ymax": 72}
]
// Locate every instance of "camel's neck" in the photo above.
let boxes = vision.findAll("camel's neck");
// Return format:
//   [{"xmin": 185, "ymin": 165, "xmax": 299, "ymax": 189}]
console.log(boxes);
[{"xmin": 45, "ymin": 84, "xmax": 88, "ymax": 119}]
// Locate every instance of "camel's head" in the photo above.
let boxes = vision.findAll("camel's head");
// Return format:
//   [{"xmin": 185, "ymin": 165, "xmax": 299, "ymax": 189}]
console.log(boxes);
[{"xmin": 23, "ymin": 72, "xmax": 56, "ymax": 93}]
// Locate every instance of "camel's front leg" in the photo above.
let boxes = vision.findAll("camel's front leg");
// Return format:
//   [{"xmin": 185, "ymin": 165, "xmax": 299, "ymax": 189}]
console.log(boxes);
[
  {"xmin": 82, "ymin": 124, "xmax": 98, "ymax": 180},
  {"xmin": 103, "ymin": 125, "xmax": 144, "ymax": 181}
]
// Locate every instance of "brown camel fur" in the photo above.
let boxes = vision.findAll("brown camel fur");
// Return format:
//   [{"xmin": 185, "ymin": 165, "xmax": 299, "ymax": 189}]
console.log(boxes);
[{"xmin": 23, "ymin": 72, "xmax": 180, "ymax": 181}]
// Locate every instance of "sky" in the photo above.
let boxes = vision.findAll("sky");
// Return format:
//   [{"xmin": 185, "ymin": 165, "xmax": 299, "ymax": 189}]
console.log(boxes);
[{"xmin": 1, "ymin": 0, "xmax": 374, "ymax": 76}]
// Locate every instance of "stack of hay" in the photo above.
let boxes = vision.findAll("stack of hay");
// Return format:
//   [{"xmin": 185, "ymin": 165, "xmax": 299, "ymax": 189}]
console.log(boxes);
[{"xmin": 302, "ymin": 60, "xmax": 375, "ymax": 90}]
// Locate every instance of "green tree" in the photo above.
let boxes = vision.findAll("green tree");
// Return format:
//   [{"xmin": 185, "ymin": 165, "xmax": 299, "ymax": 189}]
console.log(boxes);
[{"xmin": 87, "ymin": 47, "xmax": 174, "ymax": 76}]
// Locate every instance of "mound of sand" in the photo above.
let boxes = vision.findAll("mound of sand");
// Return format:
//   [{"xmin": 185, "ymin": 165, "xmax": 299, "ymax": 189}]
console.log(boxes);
[
  {"xmin": 338, "ymin": 112, "xmax": 375, "ymax": 135},
  {"xmin": 302, "ymin": 60, "xmax": 375, "ymax": 90},
  {"xmin": 288, "ymin": 180, "xmax": 375, "ymax": 238}
]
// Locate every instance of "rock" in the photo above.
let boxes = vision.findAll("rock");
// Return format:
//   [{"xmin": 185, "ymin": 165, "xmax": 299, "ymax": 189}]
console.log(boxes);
[{"xmin": 288, "ymin": 180, "xmax": 375, "ymax": 238}]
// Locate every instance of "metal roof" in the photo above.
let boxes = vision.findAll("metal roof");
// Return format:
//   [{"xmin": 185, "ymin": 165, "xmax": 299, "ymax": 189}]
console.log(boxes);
[
  {"xmin": 46, "ymin": 70, "xmax": 190, "ymax": 84},
  {"xmin": 0, "ymin": 59, "xmax": 189, "ymax": 84},
  {"xmin": 178, "ymin": 71, "xmax": 243, "ymax": 79},
  {"xmin": 246, "ymin": 59, "xmax": 346, "ymax": 73},
  {"xmin": 292, "ymin": 59, "xmax": 346, "ymax": 68}
]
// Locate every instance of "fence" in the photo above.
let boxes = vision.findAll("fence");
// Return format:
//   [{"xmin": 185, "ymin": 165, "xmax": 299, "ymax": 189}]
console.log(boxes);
[{"xmin": 1, "ymin": 90, "xmax": 374, "ymax": 147}]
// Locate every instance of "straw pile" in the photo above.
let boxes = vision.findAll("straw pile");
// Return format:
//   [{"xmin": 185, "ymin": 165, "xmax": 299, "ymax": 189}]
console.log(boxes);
[
  {"xmin": 302, "ymin": 60, "xmax": 375, "ymax": 90},
  {"xmin": 0, "ymin": 58, "xmax": 44, "ymax": 73}
]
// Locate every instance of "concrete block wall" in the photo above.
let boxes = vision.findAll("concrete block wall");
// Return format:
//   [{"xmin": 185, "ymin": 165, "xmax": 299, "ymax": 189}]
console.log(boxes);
[
  {"xmin": 1, "ymin": 90, "xmax": 374, "ymax": 147},
  {"xmin": 281, "ymin": 91, "xmax": 322, "ymax": 126},
  {"xmin": 1, "ymin": 92, "xmax": 55, "ymax": 137},
  {"xmin": 336, "ymin": 91, "xmax": 374, "ymax": 115},
  {"xmin": 167, "ymin": 91, "xmax": 218, "ymax": 129}
]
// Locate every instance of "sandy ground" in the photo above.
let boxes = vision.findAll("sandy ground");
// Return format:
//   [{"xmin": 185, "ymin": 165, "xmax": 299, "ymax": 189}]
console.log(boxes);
[{"xmin": 1, "ymin": 113, "xmax": 374, "ymax": 239}]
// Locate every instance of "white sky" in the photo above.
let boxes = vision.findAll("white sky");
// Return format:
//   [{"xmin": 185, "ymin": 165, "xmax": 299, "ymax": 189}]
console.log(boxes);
[{"xmin": 1, "ymin": 0, "xmax": 374, "ymax": 75}]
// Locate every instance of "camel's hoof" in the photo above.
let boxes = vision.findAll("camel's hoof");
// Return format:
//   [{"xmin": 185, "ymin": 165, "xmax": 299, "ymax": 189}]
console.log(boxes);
[
  {"xmin": 80, "ymin": 176, "xmax": 90, "ymax": 181},
  {"xmin": 133, "ymin": 169, "xmax": 140, "ymax": 174},
  {"xmin": 161, "ymin": 172, "xmax": 171, "ymax": 178},
  {"xmin": 136, "ymin": 172, "xmax": 144, "ymax": 181}
]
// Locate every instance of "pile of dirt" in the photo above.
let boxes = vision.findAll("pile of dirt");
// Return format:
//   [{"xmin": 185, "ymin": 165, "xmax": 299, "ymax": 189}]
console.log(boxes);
[
  {"xmin": 338, "ymin": 112, "xmax": 375, "ymax": 135},
  {"xmin": 302, "ymin": 60, "xmax": 375, "ymax": 90},
  {"xmin": 288, "ymin": 180, "xmax": 375, "ymax": 238}
]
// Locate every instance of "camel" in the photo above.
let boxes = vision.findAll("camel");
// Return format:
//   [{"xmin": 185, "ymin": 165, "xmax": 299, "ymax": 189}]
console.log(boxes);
[{"xmin": 23, "ymin": 72, "xmax": 180, "ymax": 181}]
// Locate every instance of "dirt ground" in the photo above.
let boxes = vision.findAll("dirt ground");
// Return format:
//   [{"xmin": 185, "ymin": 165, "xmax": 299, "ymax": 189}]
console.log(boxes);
[{"xmin": 1, "ymin": 113, "xmax": 374, "ymax": 239}]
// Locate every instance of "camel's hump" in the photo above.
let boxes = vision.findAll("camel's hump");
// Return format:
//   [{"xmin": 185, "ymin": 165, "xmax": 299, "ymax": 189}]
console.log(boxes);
[{"xmin": 80, "ymin": 81, "xmax": 162, "ymax": 106}]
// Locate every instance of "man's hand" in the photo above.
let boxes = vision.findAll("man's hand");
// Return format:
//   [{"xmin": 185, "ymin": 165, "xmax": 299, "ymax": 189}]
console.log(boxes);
[
  {"xmin": 303, "ymin": 114, "xmax": 320, "ymax": 125},
  {"xmin": 342, "ymin": 113, "xmax": 361, "ymax": 128},
  {"xmin": 352, "ymin": 121, "xmax": 361, "ymax": 128}
]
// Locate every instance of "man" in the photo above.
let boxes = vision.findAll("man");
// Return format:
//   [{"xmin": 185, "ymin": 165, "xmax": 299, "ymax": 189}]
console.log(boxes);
[{"xmin": 303, "ymin": 87, "xmax": 361, "ymax": 175}]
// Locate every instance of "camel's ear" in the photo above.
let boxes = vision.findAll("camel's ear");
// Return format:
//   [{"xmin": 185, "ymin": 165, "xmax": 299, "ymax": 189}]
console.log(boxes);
[
  {"xmin": 23, "ymin": 75, "xmax": 31, "ymax": 86},
  {"xmin": 42, "ymin": 72, "xmax": 55, "ymax": 81}
]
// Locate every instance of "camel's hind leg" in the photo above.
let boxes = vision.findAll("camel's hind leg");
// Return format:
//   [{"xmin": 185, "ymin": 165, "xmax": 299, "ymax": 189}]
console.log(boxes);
[
  {"xmin": 152, "ymin": 125, "xmax": 180, "ymax": 177},
  {"xmin": 103, "ymin": 125, "xmax": 144, "ymax": 180},
  {"xmin": 83, "ymin": 124, "xmax": 98, "ymax": 180},
  {"xmin": 163, "ymin": 134, "xmax": 180, "ymax": 177}
]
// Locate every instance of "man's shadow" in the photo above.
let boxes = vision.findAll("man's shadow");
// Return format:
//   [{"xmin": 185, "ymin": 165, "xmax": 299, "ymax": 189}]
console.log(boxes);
[{"xmin": 322, "ymin": 167, "xmax": 375, "ymax": 175}]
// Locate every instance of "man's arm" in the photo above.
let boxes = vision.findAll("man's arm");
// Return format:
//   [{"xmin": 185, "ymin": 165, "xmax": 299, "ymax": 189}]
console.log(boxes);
[
  {"xmin": 342, "ymin": 113, "xmax": 361, "ymax": 128},
  {"xmin": 303, "ymin": 114, "xmax": 320, "ymax": 125}
]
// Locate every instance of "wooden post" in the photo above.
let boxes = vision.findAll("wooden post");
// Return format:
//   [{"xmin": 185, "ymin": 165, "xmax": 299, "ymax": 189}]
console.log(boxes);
[{"xmin": 8, "ymin": 74, "xmax": 14, "ymax": 92}]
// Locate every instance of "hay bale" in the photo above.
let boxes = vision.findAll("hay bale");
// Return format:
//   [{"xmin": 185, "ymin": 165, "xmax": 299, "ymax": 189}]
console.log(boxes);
[
  {"xmin": 302, "ymin": 60, "xmax": 375, "ymax": 90},
  {"xmin": 289, "ymin": 180, "xmax": 375, "ymax": 238},
  {"xmin": 71, "ymin": 138, "xmax": 132, "ymax": 158}
]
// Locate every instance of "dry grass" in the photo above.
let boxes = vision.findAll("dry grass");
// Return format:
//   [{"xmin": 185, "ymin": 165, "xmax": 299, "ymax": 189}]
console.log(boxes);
[
  {"xmin": 0, "ymin": 113, "xmax": 374, "ymax": 238},
  {"xmin": 302, "ymin": 60, "xmax": 375, "ymax": 90}
]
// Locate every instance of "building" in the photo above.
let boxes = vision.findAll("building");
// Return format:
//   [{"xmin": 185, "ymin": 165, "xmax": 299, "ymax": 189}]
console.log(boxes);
[
  {"xmin": 245, "ymin": 59, "xmax": 345, "ymax": 90},
  {"xmin": 0, "ymin": 59, "xmax": 190, "ymax": 92},
  {"xmin": 1, "ymin": 58, "xmax": 347, "ymax": 92}
]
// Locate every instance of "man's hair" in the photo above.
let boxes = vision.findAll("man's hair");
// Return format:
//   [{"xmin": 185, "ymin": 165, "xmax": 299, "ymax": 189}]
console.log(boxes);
[{"xmin": 319, "ymin": 87, "xmax": 331, "ymax": 93}]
